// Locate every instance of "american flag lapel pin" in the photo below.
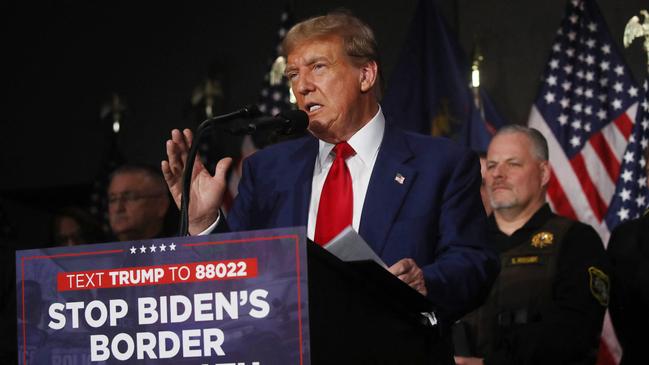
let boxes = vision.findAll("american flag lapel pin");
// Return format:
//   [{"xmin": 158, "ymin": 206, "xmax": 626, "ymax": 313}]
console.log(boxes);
[{"xmin": 395, "ymin": 173, "xmax": 405, "ymax": 185}]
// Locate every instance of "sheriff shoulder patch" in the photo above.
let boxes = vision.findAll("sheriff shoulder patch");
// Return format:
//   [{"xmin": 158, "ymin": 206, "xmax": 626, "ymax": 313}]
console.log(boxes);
[
  {"xmin": 588, "ymin": 266, "xmax": 609, "ymax": 307},
  {"xmin": 531, "ymin": 231, "xmax": 554, "ymax": 248}
]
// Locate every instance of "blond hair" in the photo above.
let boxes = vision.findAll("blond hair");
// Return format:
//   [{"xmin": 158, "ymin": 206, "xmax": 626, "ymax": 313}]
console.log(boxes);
[{"xmin": 282, "ymin": 11, "xmax": 383, "ymax": 97}]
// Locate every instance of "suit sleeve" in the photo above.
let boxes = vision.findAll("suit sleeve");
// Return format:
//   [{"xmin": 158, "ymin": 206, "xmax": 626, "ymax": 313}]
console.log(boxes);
[
  {"xmin": 423, "ymin": 149, "xmax": 500, "ymax": 325},
  {"xmin": 222, "ymin": 156, "xmax": 257, "ymax": 232}
]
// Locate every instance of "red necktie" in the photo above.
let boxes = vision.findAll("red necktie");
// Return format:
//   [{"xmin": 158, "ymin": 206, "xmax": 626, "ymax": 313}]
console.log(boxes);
[{"xmin": 315, "ymin": 142, "xmax": 356, "ymax": 245}]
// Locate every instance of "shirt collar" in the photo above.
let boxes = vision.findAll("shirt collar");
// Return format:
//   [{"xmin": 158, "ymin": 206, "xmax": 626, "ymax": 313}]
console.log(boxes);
[{"xmin": 317, "ymin": 105, "xmax": 385, "ymax": 167}]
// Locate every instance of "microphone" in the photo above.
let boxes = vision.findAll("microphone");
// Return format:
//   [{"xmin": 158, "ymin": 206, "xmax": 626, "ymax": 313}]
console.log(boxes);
[
  {"xmin": 196, "ymin": 104, "xmax": 261, "ymax": 131},
  {"xmin": 229, "ymin": 109, "xmax": 309, "ymax": 135}
]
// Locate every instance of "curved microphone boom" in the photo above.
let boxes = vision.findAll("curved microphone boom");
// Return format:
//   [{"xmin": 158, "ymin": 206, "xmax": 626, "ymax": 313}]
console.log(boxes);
[{"xmin": 228, "ymin": 109, "xmax": 309, "ymax": 135}]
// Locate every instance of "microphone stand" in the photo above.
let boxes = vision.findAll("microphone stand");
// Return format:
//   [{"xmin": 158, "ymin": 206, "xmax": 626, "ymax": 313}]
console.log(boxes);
[{"xmin": 178, "ymin": 106, "xmax": 259, "ymax": 236}]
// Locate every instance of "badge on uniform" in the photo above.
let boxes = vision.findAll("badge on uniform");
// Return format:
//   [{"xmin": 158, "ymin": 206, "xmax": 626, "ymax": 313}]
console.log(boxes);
[
  {"xmin": 588, "ymin": 266, "xmax": 609, "ymax": 307},
  {"xmin": 510, "ymin": 256, "xmax": 540, "ymax": 265},
  {"xmin": 531, "ymin": 231, "xmax": 554, "ymax": 248}
]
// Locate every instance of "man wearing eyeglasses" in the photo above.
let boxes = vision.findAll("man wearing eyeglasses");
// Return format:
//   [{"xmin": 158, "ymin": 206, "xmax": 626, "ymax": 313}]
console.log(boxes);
[{"xmin": 107, "ymin": 164, "xmax": 171, "ymax": 242}]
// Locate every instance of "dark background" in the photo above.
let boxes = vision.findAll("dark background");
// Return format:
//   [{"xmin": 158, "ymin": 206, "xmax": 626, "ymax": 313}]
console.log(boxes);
[{"xmin": 2, "ymin": 0, "xmax": 647, "ymax": 246}]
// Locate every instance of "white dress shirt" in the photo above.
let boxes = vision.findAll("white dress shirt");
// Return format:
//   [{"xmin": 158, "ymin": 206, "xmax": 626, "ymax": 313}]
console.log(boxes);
[{"xmin": 307, "ymin": 107, "xmax": 385, "ymax": 241}]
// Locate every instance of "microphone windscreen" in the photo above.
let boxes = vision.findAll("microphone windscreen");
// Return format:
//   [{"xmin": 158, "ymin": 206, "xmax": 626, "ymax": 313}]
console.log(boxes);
[{"xmin": 280, "ymin": 109, "xmax": 309, "ymax": 131}]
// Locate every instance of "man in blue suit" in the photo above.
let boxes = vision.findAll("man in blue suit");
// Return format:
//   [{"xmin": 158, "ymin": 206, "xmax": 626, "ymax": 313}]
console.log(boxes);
[{"xmin": 162, "ymin": 12, "xmax": 498, "ymax": 325}]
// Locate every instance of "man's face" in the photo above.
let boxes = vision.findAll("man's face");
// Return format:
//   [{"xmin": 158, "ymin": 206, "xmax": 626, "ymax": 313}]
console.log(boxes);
[
  {"xmin": 486, "ymin": 133, "xmax": 549, "ymax": 212},
  {"xmin": 285, "ymin": 36, "xmax": 376, "ymax": 143},
  {"xmin": 54, "ymin": 217, "xmax": 84, "ymax": 246},
  {"xmin": 108, "ymin": 172, "xmax": 168, "ymax": 241}
]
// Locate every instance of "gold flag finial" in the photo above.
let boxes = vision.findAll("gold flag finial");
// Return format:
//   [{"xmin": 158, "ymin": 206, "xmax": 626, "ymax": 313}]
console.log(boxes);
[
  {"xmin": 270, "ymin": 56, "xmax": 287, "ymax": 86},
  {"xmin": 624, "ymin": 10, "xmax": 649, "ymax": 73}
]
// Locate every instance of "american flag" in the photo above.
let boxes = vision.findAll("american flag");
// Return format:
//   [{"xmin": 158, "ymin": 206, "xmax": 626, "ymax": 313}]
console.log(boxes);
[
  {"xmin": 224, "ymin": 7, "xmax": 295, "ymax": 210},
  {"xmin": 528, "ymin": 1, "xmax": 649, "ymax": 364}
]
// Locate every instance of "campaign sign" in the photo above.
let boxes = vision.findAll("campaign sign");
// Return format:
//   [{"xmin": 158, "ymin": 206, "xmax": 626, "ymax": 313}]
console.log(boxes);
[{"xmin": 16, "ymin": 227, "xmax": 310, "ymax": 365}]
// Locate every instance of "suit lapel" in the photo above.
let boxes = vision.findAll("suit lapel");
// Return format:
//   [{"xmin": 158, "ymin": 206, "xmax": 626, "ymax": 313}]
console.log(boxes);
[
  {"xmin": 360, "ymin": 126, "xmax": 417, "ymax": 256},
  {"xmin": 274, "ymin": 136, "xmax": 318, "ymax": 226}
]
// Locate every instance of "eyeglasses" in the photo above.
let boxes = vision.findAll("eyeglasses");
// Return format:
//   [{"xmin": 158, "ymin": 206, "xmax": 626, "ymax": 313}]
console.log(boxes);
[{"xmin": 107, "ymin": 192, "xmax": 164, "ymax": 206}]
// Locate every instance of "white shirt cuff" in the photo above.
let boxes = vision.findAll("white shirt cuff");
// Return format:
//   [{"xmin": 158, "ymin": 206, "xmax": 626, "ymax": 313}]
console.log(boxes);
[{"xmin": 198, "ymin": 215, "xmax": 220, "ymax": 236}]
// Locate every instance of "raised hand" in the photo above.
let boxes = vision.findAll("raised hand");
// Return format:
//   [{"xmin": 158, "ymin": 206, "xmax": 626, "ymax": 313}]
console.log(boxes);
[{"xmin": 161, "ymin": 128, "xmax": 232, "ymax": 235}]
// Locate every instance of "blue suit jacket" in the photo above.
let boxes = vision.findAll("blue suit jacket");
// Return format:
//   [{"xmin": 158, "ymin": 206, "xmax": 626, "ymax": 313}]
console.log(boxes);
[{"xmin": 226, "ymin": 122, "xmax": 499, "ymax": 324}]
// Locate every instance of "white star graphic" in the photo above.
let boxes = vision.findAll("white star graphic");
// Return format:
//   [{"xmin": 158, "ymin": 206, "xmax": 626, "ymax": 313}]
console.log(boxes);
[
  {"xmin": 584, "ymin": 122, "xmax": 591, "ymax": 132},
  {"xmin": 622, "ymin": 170, "xmax": 633, "ymax": 183},
  {"xmin": 584, "ymin": 106, "xmax": 592, "ymax": 115},
  {"xmin": 585, "ymin": 88, "xmax": 593, "ymax": 99},
  {"xmin": 585, "ymin": 55, "xmax": 595, "ymax": 66},
  {"xmin": 149, "ymin": 244, "xmax": 157, "ymax": 253},
  {"xmin": 588, "ymin": 22, "xmax": 597, "ymax": 32},
  {"xmin": 550, "ymin": 59, "xmax": 559, "ymax": 69},
  {"xmin": 585, "ymin": 71, "xmax": 594, "ymax": 82},
  {"xmin": 159, "ymin": 243, "xmax": 167, "ymax": 252},
  {"xmin": 586, "ymin": 39, "xmax": 596, "ymax": 49},
  {"xmin": 612, "ymin": 99, "xmax": 622, "ymax": 110},
  {"xmin": 599, "ymin": 61, "xmax": 609, "ymax": 71},
  {"xmin": 140, "ymin": 245, "xmax": 147, "ymax": 253},
  {"xmin": 597, "ymin": 109, "xmax": 607, "ymax": 120},
  {"xmin": 546, "ymin": 75, "xmax": 557, "ymax": 86},
  {"xmin": 572, "ymin": 103, "xmax": 583, "ymax": 113},
  {"xmin": 628, "ymin": 86, "xmax": 638, "ymax": 97},
  {"xmin": 558, "ymin": 114, "xmax": 569, "ymax": 125},
  {"xmin": 624, "ymin": 151, "xmax": 635, "ymax": 164},
  {"xmin": 640, "ymin": 157, "xmax": 646, "ymax": 168},
  {"xmin": 567, "ymin": 31, "xmax": 577, "ymax": 41},
  {"xmin": 571, "ymin": 120, "xmax": 582, "ymax": 130},
  {"xmin": 613, "ymin": 82, "xmax": 623, "ymax": 93},
  {"xmin": 130, "ymin": 246, "xmax": 137, "ymax": 254},
  {"xmin": 570, "ymin": 135, "xmax": 581, "ymax": 147},
  {"xmin": 617, "ymin": 207, "xmax": 630, "ymax": 221},
  {"xmin": 638, "ymin": 177, "xmax": 647, "ymax": 188},
  {"xmin": 553, "ymin": 43, "xmax": 562, "ymax": 52},
  {"xmin": 636, "ymin": 195, "xmax": 647, "ymax": 208},
  {"xmin": 569, "ymin": 14, "xmax": 578, "ymax": 24},
  {"xmin": 601, "ymin": 44, "xmax": 611, "ymax": 54},
  {"xmin": 564, "ymin": 65, "xmax": 573, "ymax": 74},
  {"xmin": 641, "ymin": 137, "xmax": 648, "ymax": 149},
  {"xmin": 619, "ymin": 188, "xmax": 631, "ymax": 201},
  {"xmin": 575, "ymin": 87, "xmax": 583, "ymax": 96},
  {"xmin": 614, "ymin": 65, "xmax": 624, "ymax": 76},
  {"xmin": 562, "ymin": 81, "xmax": 572, "ymax": 91},
  {"xmin": 560, "ymin": 98, "xmax": 570, "ymax": 109},
  {"xmin": 170, "ymin": 243, "xmax": 177, "ymax": 251},
  {"xmin": 599, "ymin": 78, "xmax": 608, "ymax": 87},
  {"xmin": 545, "ymin": 92, "xmax": 556, "ymax": 104},
  {"xmin": 642, "ymin": 120, "xmax": 649, "ymax": 130}
]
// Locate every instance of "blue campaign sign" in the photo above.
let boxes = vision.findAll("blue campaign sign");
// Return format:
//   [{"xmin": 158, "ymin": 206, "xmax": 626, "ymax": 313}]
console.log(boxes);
[{"xmin": 15, "ymin": 227, "xmax": 310, "ymax": 365}]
